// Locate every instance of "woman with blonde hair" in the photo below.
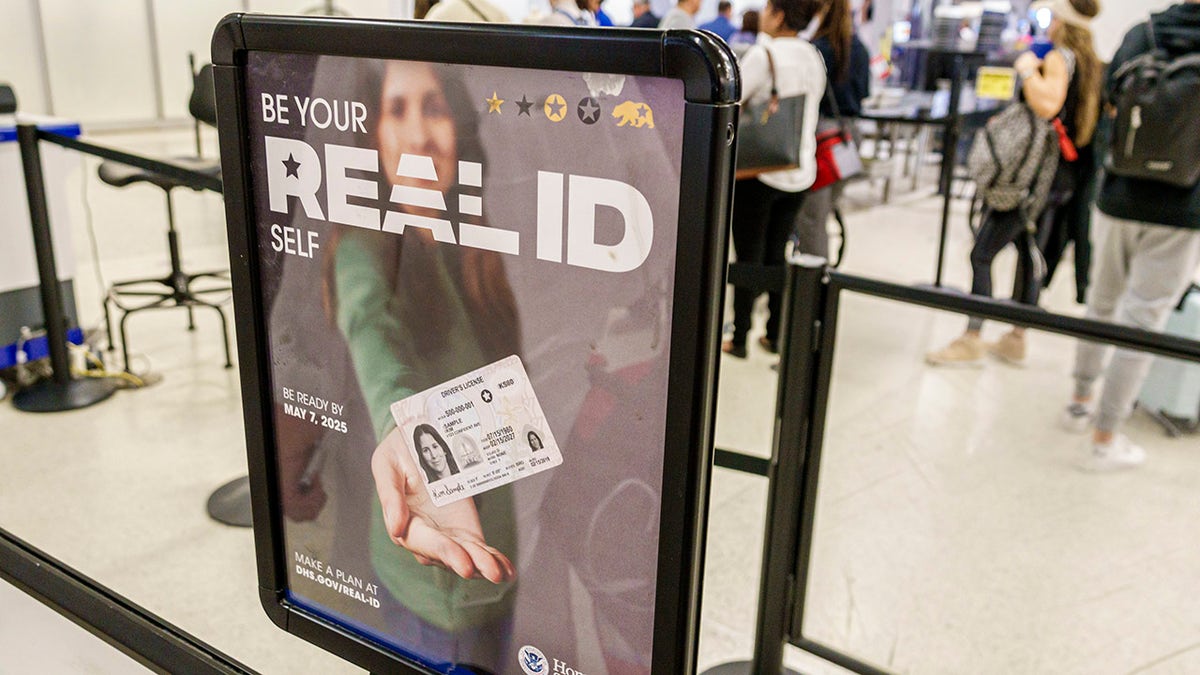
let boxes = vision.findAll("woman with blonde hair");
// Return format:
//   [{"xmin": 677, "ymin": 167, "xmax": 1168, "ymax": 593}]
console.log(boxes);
[{"xmin": 927, "ymin": 0, "xmax": 1102, "ymax": 367}]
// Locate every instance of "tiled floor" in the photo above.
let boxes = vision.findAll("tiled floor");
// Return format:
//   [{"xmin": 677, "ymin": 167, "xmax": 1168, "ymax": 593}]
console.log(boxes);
[{"xmin": 2, "ymin": 126, "xmax": 1199, "ymax": 675}]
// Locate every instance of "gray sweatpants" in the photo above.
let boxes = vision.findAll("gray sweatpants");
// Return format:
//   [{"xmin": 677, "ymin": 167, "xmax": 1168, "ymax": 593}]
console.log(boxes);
[{"xmin": 1072, "ymin": 211, "xmax": 1200, "ymax": 433}]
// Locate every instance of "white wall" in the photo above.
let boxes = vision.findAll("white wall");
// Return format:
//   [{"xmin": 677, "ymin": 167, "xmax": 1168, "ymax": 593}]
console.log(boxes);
[
  {"xmin": 40, "ymin": 0, "xmax": 161, "ymax": 123},
  {"xmin": 153, "ymin": 0, "xmax": 246, "ymax": 120},
  {"xmin": 0, "ymin": 1, "xmax": 50, "ymax": 114},
  {"xmin": 1091, "ymin": 0, "xmax": 1175, "ymax": 61},
  {"xmin": 0, "ymin": 0, "xmax": 393, "ymax": 126}
]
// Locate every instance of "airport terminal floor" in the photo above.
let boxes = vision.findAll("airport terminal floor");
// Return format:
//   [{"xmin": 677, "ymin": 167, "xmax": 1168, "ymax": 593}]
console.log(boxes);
[{"xmin": 3, "ymin": 125, "xmax": 1200, "ymax": 675}]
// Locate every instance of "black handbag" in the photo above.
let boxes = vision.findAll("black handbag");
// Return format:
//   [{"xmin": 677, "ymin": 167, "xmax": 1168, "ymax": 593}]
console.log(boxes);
[{"xmin": 736, "ymin": 46, "xmax": 805, "ymax": 180}]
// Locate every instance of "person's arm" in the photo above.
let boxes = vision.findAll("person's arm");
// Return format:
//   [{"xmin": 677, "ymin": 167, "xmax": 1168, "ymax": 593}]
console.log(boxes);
[
  {"xmin": 334, "ymin": 232, "xmax": 415, "ymax": 440},
  {"xmin": 739, "ymin": 44, "xmax": 771, "ymax": 104},
  {"xmin": 1014, "ymin": 49, "xmax": 1069, "ymax": 120},
  {"xmin": 803, "ymin": 46, "xmax": 827, "ymax": 159},
  {"xmin": 851, "ymin": 38, "xmax": 871, "ymax": 113},
  {"xmin": 812, "ymin": 38, "xmax": 836, "ymax": 116},
  {"xmin": 335, "ymin": 233, "xmax": 514, "ymax": 582}
]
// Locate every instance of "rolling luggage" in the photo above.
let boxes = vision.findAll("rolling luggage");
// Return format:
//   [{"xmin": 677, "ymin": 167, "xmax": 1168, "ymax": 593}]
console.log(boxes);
[{"xmin": 1138, "ymin": 284, "xmax": 1200, "ymax": 435}]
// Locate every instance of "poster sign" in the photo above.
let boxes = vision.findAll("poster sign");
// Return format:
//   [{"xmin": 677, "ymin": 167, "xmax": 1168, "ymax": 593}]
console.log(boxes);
[
  {"xmin": 975, "ymin": 66, "xmax": 1017, "ymax": 101},
  {"xmin": 213, "ymin": 14, "xmax": 736, "ymax": 675}
]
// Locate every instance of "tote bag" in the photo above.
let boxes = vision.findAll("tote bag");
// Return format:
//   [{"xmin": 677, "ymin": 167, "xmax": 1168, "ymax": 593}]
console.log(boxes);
[{"xmin": 736, "ymin": 46, "xmax": 805, "ymax": 180}]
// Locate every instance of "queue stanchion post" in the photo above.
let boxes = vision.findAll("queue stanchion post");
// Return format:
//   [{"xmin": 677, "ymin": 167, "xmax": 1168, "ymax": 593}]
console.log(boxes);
[
  {"xmin": 934, "ymin": 54, "xmax": 965, "ymax": 288},
  {"xmin": 704, "ymin": 254, "xmax": 828, "ymax": 675},
  {"xmin": 12, "ymin": 123, "xmax": 117, "ymax": 413},
  {"xmin": 206, "ymin": 475, "xmax": 252, "ymax": 528}
]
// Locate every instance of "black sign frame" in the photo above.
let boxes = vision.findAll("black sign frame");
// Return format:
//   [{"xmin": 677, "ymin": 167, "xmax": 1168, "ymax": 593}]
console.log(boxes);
[{"xmin": 212, "ymin": 13, "xmax": 738, "ymax": 674}]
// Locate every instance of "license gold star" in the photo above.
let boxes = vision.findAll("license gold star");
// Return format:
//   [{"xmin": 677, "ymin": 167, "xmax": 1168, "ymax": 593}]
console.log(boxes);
[
  {"xmin": 544, "ymin": 94, "xmax": 567, "ymax": 122},
  {"xmin": 486, "ymin": 91, "xmax": 504, "ymax": 114}
]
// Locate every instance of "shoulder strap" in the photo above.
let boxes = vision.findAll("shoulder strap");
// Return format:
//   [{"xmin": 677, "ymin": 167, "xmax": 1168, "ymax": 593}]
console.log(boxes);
[
  {"xmin": 753, "ymin": 45, "xmax": 782, "ymax": 122},
  {"xmin": 762, "ymin": 45, "xmax": 778, "ymax": 98},
  {"xmin": 822, "ymin": 72, "xmax": 858, "ymax": 136},
  {"xmin": 1163, "ymin": 52, "xmax": 1200, "ymax": 77},
  {"xmin": 822, "ymin": 69, "xmax": 842, "ymax": 117}
]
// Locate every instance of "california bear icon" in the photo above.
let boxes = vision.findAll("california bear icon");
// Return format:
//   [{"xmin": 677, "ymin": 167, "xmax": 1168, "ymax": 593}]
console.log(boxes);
[{"xmin": 612, "ymin": 101, "xmax": 655, "ymax": 129}]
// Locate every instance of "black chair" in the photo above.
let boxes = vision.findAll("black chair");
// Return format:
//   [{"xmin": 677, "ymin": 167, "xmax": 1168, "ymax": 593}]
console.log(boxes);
[{"xmin": 100, "ymin": 61, "xmax": 231, "ymax": 371}]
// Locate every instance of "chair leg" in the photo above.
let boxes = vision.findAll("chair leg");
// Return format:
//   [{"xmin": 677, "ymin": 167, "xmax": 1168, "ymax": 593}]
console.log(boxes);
[
  {"xmin": 119, "ymin": 309, "xmax": 134, "ymax": 373},
  {"xmin": 218, "ymin": 307, "xmax": 232, "ymax": 369},
  {"xmin": 194, "ymin": 299, "xmax": 234, "ymax": 369},
  {"xmin": 102, "ymin": 186, "xmax": 233, "ymax": 372},
  {"xmin": 103, "ymin": 294, "xmax": 117, "ymax": 354}
]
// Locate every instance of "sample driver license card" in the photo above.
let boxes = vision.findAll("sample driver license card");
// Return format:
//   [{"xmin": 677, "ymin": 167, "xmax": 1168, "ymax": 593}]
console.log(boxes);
[{"xmin": 390, "ymin": 355, "xmax": 563, "ymax": 507}]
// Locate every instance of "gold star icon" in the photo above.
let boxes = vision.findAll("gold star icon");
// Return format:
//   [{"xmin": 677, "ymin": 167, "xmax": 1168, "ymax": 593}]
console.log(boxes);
[
  {"xmin": 486, "ymin": 91, "xmax": 504, "ymax": 114},
  {"xmin": 544, "ymin": 94, "xmax": 567, "ymax": 122}
]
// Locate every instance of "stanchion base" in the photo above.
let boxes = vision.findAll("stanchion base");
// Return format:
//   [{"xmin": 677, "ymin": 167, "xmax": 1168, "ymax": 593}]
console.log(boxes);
[
  {"xmin": 701, "ymin": 661, "xmax": 802, "ymax": 675},
  {"xmin": 12, "ymin": 377, "xmax": 117, "ymax": 413},
  {"xmin": 206, "ymin": 475, "xmax": 253, "ymax": 528}
]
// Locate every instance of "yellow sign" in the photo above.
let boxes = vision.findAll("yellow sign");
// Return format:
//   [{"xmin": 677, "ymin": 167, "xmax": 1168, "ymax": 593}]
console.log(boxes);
[
  {"xmin": 975, "ymin": 67, "xmax": 1017, "ymax": 101},
  {"xmin": 544, "ymin": 94, "xmax": 567, "ymax": 122}
]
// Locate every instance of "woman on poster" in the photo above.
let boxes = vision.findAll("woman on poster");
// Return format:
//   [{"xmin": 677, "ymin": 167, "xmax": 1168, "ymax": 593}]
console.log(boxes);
[{"xmin": 317, "ymin": 56, "xmax": 520, "ymax": 669}]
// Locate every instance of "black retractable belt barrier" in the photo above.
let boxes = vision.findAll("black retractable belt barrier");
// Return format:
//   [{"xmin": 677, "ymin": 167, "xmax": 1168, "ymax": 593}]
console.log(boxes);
[
  {"xmin": 711, "ymin": 261, "xmax": 792, "ymax": 475},
  {"xmin": 43, "ymin": 132, "xmax": 224, "ymax": 193},
  {"xmin": 0, "ymin": 526, "xmax": 255, "ymax": 675},
  {"xmin": 16, "ymin": 128, "xmax": 249, "ymax": 527},
  {"xmin": 711, "ymin": 266, "xmax": 1200, "ymax": 675},
  {"xmin": 933, "ymin": 55, "xmax": 965, "ymax": 288},
  {"xmin": 12, "ymin": 127, "xmax": 226, "ymax": 414},
  {"xmin": 705, "ymin": 253, "xmax": 828, "ymax": 675},
  {"xmin": 11, "ymin": 124, "xmax": 117, "ymax": 413},
  {"xmin": 725, "ymin": 261, "xmax": 787, "ymax": 295},
  {"xmin": 856, "ymin": 54, "xmax": 969, "ymax": 288}
]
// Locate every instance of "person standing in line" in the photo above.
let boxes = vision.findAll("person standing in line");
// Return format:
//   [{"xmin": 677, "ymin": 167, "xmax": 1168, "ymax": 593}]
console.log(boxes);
[
  {"xmin": 658, "ymin": 0, "xmax": 700, "ymax": 29},
  {"xmin": 981, "ymin": 0, "xmax": 1103, "ymax": 364},
  {"xmin": 1061, "ymin": 0, "xmax": 1200, "ymax": 471},
  {"xmin": 791, "ymin": 0, "xmax": 871, "ymax": 260},
  {"xmin": 729, "ymin": 10, "xmax": 761, "ymax": 54},
  {"xmin": 926, "ymin": 0, "xmax": 1100, "ymax": 367},
  {"xmin": 699, "ymin": 1, "xmax": 738, "ymax": 40},
  {"xmin": 630, "ymin": 0, "xmax": 661, "ymax": 27},
  {"xmin": 723, "ymin": 0, "xmax": 826, "ymax": 358}
]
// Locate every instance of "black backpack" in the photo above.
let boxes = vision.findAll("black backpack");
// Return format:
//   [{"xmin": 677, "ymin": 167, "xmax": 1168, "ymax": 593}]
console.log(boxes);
[{"xmin": 1107, "ymin": 19, "xmax": 1200, "ymax": 188}]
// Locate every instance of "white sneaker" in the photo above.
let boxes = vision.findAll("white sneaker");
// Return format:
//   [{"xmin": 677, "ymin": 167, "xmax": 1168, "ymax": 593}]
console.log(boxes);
[
  {"xmin": 1058, "ymin": 401, "xmax": 1094, "ymax": 434},
  {"xmin": 1078, "ymin": 434, "xmax": 1146, "ymax": 473}
]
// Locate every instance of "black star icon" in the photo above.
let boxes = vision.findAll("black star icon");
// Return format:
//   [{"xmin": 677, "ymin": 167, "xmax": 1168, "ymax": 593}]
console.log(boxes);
[
  {"xmin": 481, "ymin": 389, "xmax": 493, "ymax": 403},
  {"xmin": 282, "ymin": 153, "xmax": 301, "ymax": 178},
  {"xmin": 516, "ymin": 95, "xmax": 534, "ymax": 117},
  {"xmin": 577, "ymin": 97, "xmax": 601, "ymax": 125}
]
